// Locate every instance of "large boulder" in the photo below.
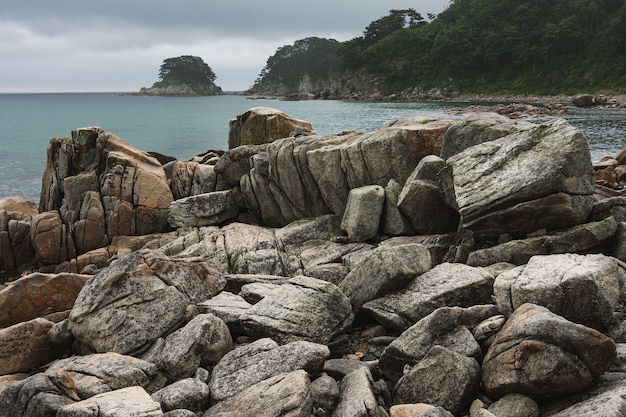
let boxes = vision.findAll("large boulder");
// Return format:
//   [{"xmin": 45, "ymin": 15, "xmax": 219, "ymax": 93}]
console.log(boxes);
[
  {"xmin": 0, "ymin": 373, "xmax": 76, "ymax": 417},
  {"xmin": 240, "ymin": 276, "xmax": 353, "ymax": 344},
  {"xmin": 340, "ymin": 185, "xmax": 385, "ymax": 242},
  {"xmin": 440, "ymin": 118, "xmax": 595, "ymax": 240},
  {"xmin": 68, "ymin": 251, "xmax": 225, "ymax": 355},
  {"xmin": 481, "ymin": 303, "xmax": 617, "ymax": 400},
  {"xmin": 151, "ymin": 378, "xmax": 210, "ymax": 413},
  {"xmin": 165, "ymin": 160, "xmax": 218, "ymax": 200},
  {"xmin": 228, "ymin": 107, "xmax": 315, "ymax": 149},
  {"xmin": 493, "ymin": 253, "xmax": 622, "ymax": 330},
  {"xmin": 362, "ymin": 263, "xmax": 496, "ymax": 331},
  {"xmin": 209, "ymin": 338, "xmax": 329, "ymax": 402}
]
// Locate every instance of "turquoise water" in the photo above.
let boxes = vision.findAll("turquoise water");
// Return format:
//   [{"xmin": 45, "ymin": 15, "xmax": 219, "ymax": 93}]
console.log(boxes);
[{"xmin": 1, "ymin": 93, "xmax": 625, "ymax": 202}]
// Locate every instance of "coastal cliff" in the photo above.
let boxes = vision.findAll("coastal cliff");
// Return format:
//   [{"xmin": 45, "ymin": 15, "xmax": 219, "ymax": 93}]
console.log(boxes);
[{"xmin": 2, "ymin": 108, "xmax": 626, "ymax": 416}]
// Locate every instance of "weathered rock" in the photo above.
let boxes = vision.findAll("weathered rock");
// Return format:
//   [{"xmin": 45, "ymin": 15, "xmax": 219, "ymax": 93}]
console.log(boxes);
[
  {"xmin": 213, "ymin": 143, "xmax": 268, "ymax": 186},
  {"xmin": 393, "ymin": 345, "xmax": 480, "ymax": 415},
  {"xmin": 487, "ymin": 393, "xmax": 539, "ymax": 417},
  {"xmin": 209, "ymin": 338, "xmax": 328, "ymax": 402},
  {"xmin": 151, "ymin": 378, "xmax": 210, "ymax": 413},
  {"xmin": 158, "ymin": 313, "xmax": 232, "ymax": 381},
  {"xmin": 332, "ymin": 367, "xmax": 380, "ymax": 417},
  {"xmin": 466, "ymin": 216, "xmax": 618, "ymax": 266},
  {"xmin": 440, "ymin": 112, "xmax": 533, "ymax": 160},
  {"xmin": 362, "ymin": 263, "xmax": 495, "ymax": 330},
  {"xmin": 228, "ymin": 107, "xmax": 315, "ymax": 148},
  {"xmin": 340, "ymin": 185, "xmax": 385, "ymax": 242},
  {"xmin": 440, "ymin": 118, "xmax": 595, "ymax": 240},
  {"xmin": 61, "ymin": 185, "xmax": 109, "ymax": 255},
  {"xmin": 239, "ymin": 282, "xmax": 281, "ymax": 303},
  {"xmin": 167, "ymin": 190, "xmax": 238, "ymax": 228},
  {"xmin": 397, "ymin": 155, "xmax": 459, "ymax": 234},
  {"xmin": 381, "ymin": 179, "xmax": 414, "ymax": 236},
  {"xmin": 165, "ymin": 160, "xmax": 217, "ymax": 200},
  {"xmin": 339, "ymin": 244, "xmax": 432, "ymax": 312},
  {"xmin": 494, "ymin": 254, "xmax": 621, "ymax": 329},
  {"xmin": 0, "ymin": 272, "xmax": 90, "ymax": 328},
  {"xmin": 548, "ymin": 385, "xmax": 626, "ymax": 416},
  {"xmin": 221, "ymin": 223, "xmax": 286, "ymax": 275},
  {"xmin": 204, "ymin": 370, "xmax": 312, "ymax": 417},
  {"xmin": 57, "ymin": 386, "xmax": 162, "ymax": 417},
  {"xmin": 389, "ymin": 404, "xmax": 436, "ymax": 417},
  {"xmin": 240, "ymin": 276, "xmax": 353, "ymax": 344},
  {"xmin": 0, "ymin": 197, "xmax": 38, "ymax": 271},
  {"xmin": 379, "ymin": 305, "xmax": 499, "ymax": 382},
  {"xmin": 196, "ymin": 291, "xmax": 252, "ymax": 332},
  {"xmin": 482, "ymin": 303, "xmax": 617, "ymax": 400},
  {"xmin": 69, "ymin": 251, "xmax": 225, "ymax": 355},
  {"xmin": 45, "ymin": 352, "xmax": 159, "ymax": 399},
  {"xmin": 0, "ymin": 373, "xmax": 75, "ymax": 417},
  {"xmin": 30, "ymin": 211, "xmax": 75, "ymax": 268},
  {"xmin": 0, "ymin": 318, "xmax": 68, "ymax": 375},
  {"xmin": 311, "ymin": 374, "xmax": 340, "ymax": 413}
]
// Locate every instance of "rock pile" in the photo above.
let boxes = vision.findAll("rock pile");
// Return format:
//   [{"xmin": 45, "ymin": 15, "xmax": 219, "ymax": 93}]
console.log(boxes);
[{"xmin": 2, "ymin": 107, "xmax": 626, "ymax": 416}]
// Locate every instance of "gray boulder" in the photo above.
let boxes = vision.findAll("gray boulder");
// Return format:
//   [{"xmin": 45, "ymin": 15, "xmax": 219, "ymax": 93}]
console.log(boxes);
[
  {"xmin": 240, "ymin": 276, "xmax": 353, "ymax": 344},
  {"xmin": 362, "ymin": 262, "xmax": 495, "ymax": 330},
  {"xmin": 393, "ymin": 345, "xmax": 480, "ymax": 415},
  {"xmin": 151, "ymin": 378, "xmax": 210, "ymax": 413},
  {"xmin": 340, "ymin": 185, "xmax": 385, "ymax": 242},
  {"xmin": 440, "ymin": 118, "xmax": 595, "ymax": 240},
  {"xmin": 310, "ymin": 374, "xmax": 340, "ymax": 413},
  {"xmin": 209, "ymin": 338, "xmax": 328, "ymax": 402},
  {"xmin": 213, "ymin": 143, "xmax": 268, "ymax": 186},
  {"xmin": 339, "ymin": 244, "xmax": 432, "ymax": 312},
  {"xmin": 482, "ymin": 303, "xmax": 617, "ymax": 400},
  {"xmin": 381, "ymin": 179, "xmax": 414, "ymax": 236},
  {"xmin": 548, "ymin": 385, "xmax": 626, "ymax": 416},
  {"xmin": 487, "ymin": 393, "xmax": 539, "ymax": 417},
  {"xmin": 158, "ymin": 313, "xmax": 232, "ymax": 381},
  {"xmin": 68, "ymin": 251, "xmax": 225, "ymax": 354},
  {"xmin": 0, "ymin": 196, "xmax": 37, "ymax": 271},
  {"xmin": 0, "ymin": 373, "xmax": 76, "ymax": 417},
  {"xmin": 379, "ymin": 305, "xmax": 499, "ymax": 383},
  {"xmin": 167, "ymin": 190, "xmax": 238, "ymax": 228},
  {"xmin": 204, "ymin": 370, "xmax": 312, "ymax": 417},
  {"xmin": 332, "ymin": 368, "xmax": 380, "ymax": 417},
  {"xmin": 494, "ymin": 253, "xmax": 622, "ymax": 329},
  {"xmin": 57, "ymin": 386, "xmax": 162, "ymax": 417}
]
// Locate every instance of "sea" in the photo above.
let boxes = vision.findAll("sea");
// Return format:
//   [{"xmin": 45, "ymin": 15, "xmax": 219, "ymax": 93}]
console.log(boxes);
[{"xmin": 1, "ymin": 93, "xmax": 625, "ymax": 204}]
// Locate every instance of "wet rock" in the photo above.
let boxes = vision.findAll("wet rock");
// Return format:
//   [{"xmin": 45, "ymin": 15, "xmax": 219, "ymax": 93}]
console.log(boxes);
[
  {"xmin": 482, "ymin": 303, "xmax": 617, "ymax": 400},
  {"xmin": 204, "ymin": 370, "xmax": 312, "ymax": 417},
  {"xmin": 240, "ymin": 276, "xmax": 353, "ymax": 345},
  {"xmin": 494, "ymin": 253, "xmax": 621, "ymax": 329},
  {"xmin": 209, "ymin": 338, "xmax": 328, "ymax": 402}
]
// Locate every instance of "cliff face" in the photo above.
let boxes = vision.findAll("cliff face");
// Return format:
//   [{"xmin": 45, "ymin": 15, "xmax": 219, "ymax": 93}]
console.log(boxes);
[{"xmin": 130, "ymin": 81, "xmax": 223, "ymax": 96}]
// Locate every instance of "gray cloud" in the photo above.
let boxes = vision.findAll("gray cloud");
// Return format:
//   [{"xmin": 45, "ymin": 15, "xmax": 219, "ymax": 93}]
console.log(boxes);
[{"xmin": 1, "ymin": 0, "xmax": 450, "ymax": 92}]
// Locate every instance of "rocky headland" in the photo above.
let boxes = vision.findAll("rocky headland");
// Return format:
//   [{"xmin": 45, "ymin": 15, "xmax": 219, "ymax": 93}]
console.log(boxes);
[{"xmin": 2, "ymin": 106, "xmax": 626, "ymax": 416}]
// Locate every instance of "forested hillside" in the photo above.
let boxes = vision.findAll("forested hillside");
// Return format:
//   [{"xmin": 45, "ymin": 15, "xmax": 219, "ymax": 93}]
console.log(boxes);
[{"xmin": 250, "ymin": 0, "xmax": 626, "ymax": 96}]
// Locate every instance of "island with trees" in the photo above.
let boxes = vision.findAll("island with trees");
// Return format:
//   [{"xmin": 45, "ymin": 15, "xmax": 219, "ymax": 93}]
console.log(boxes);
[{"xmin": 131, "ymin": 55, "xmax": 223, "ymax": 96}]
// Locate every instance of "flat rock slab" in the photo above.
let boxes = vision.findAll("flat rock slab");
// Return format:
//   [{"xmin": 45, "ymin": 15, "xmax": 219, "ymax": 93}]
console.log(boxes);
[
  {"xmin": 168, "ymin": 190, "xmax": 238, "ymax": 228},
  {"xmin": 240, "ymin": 276, "xmax": 353, "ymax": 345}
]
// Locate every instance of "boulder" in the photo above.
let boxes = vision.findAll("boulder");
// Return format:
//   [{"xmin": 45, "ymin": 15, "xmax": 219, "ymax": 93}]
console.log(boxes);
[
  {"xmin": 56, "ymin": 386, "xmax": 162, "ymax": 417},
  {"xmin": 310, "ymin": 374, "xmax": 340, "ymax": 413},
  {"xmin": 213, "ymin": 144, "xmax": 268, "ymax": 186},
  {"xmin": 487, "ymin": 393, "xmax": 539, "ymax": 417},
  {"xmin": 30, "ymin": 211, "xmax": 75, "ymax": 268},
  {"xmin": 339, "ymin": 244, "xmax": 432, "ymax": 312},
  {"xmin": 362, "ymin": 263, "xmax": 495, "ymax": 331},
  {"xmin": 240, "ymin": 276, "xmax": 353, "ymax": 344},
  {"xmin": 167, "ymin": 190, "xmax": 238, "ymax": 228},
  {"xmin": 379, "ymin": 305, "xmax": 497, "ymax": 383},
  {"xmin": 158, "ymin": 313, "xmax": 232, "ymax": 381},
  {"xmin": 440, "ymin": 118, "xmax": 595, "ymax": 240},
  {"xmin": 0, "ymin": 272, "xmax": 90, "ymax": 328},
  {"xmin": 393, "ymin": 345, "xmax": 480, "ymax": 415},
  {"xmin": 209, "ymin": 338, "xmax": 328, "ymax": 402},
  {"xmin": 68, "ymin": 251, "xmax": 225, "ymax": 354},
  {"xmin": 197, "ymin": 291, "xmax": 252, "ymax": 332},
  {"xmin": 332, "ymin": 367, "xmax": 380, "ymax": 417},
  {"xmin": 381, "ymin": 179, "xmax": 414, "ymax": 236},
  {"xmin": 228, "ymin": 107, "xmax": 315, "ymax": 148},
  {"xmin": 45, "ymin": 352, "xmax": 159, "ymax": 399},
  {"xmin": 340, "ymin": 185, "xmax": 385, "ymax": 242},
  {"xmin": 151, "ymin": 378, "xmax": 210, "ymax": 413},
  {"xmin": 204, "ymin": 370, "xmax": 312, "ymax": 417},
  {"xmin": 397, "ymin": 155, "xmax": 458, "ymax": 234},
  {"xmin": 0, "ymin": 318, "xmax": 68, "ymax": 375},
  {"xmin": 481, "ymin": 303, "xmax": 617, "ymax": 400},
  {"xmin": 0, "ymin": 373, "xmax": 75, "ymax": 417},
  {"xmin": 466, "ymin": 216, "xmax": 618, "ymax": 266},
  {"xmin": 0, "ymin": 197, "xmax": 38, "ymax": 271},
  {"xmin": 548, "ymin": 385, "xmax": 626, "ymax": 416},
  {"xmin": 165, "ymin": 160, "xmax": 217, "ymax": 200},
  {"xmin": 493, "ymin": 253, "xmax": 622, "ymax": 329}
]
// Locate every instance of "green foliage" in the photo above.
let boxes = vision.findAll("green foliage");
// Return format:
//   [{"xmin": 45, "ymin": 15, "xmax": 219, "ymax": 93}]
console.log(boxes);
[
  {"xmin": 158, "ymin": 55, "xmax": 217, "ymax": 86},
  {"xmin": 253, "ymin": 37, "xmax": 342, "ymax": 92}
]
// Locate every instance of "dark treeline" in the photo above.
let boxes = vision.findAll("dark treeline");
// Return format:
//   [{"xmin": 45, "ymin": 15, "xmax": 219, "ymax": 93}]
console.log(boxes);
[{"xmin": 252, "ymin": 0, "xmax": 626, "ymax": 95}]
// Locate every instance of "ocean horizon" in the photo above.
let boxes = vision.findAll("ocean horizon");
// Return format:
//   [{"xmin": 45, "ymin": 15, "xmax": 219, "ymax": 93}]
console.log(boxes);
[{"xmin": 1, "ymin": 93, "xmax": 625, "ymax": 203}]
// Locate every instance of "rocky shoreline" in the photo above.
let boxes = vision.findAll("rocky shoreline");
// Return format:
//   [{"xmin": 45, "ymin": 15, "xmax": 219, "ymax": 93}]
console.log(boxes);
[{"xmin": 2, "ymin": 107, "xmax": 626, "ymax": 416}]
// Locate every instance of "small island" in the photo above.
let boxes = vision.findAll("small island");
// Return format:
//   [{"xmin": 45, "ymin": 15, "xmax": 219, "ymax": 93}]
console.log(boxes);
[{"xmin": 129, "ymin": 55, "xmax": 223, "ymax": 96}]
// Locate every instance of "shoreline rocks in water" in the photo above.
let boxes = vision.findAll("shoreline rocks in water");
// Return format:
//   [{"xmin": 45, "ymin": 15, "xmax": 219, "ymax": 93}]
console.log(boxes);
[{"xmin": 3, "ymin": 106, "xmax": 626, "ymax": 416}]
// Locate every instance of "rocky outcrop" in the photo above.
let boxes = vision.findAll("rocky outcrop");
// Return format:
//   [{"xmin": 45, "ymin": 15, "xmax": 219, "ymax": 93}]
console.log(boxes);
[
  {"xmin": 228, "ymin": 107, "xmax": 315, "ymax": 148},
  {"xmin": 5, "ymin": 109, "xmax": 626, "ymax": 417},
  {"xmin": 130, "ymin": 81, "xmax": 223, "ymax": 97}
]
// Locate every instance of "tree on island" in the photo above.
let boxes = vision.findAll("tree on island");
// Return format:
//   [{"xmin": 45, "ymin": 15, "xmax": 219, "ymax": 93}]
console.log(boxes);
[{"xmin": 134, "ymin": 55, "xmax": 222, "ymax": 96}]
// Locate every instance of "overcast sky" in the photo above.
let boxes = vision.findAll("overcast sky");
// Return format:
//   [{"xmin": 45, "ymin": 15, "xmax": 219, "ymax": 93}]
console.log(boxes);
[{"xmin": 0, "ymin": 0, "xmax": 450, "ymax": 93}]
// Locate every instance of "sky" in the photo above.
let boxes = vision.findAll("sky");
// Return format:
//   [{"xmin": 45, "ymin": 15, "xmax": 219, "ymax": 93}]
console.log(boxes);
[{"xmin": 0, "ymin": 0, "xmax": 450, "ymax": 93}]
